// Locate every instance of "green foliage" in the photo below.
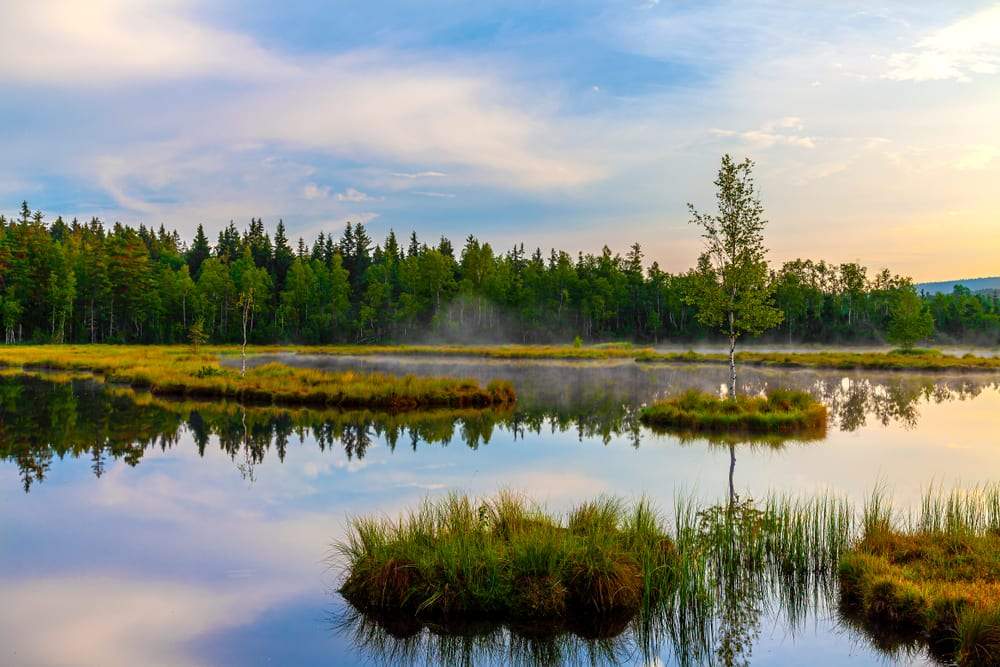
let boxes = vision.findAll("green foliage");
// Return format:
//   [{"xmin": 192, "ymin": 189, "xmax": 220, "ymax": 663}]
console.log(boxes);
[
  {"xmin": 685, "ymin": 155, "xmax": 784, "ymax": 344},
  {"xmin": 887, "ymin": 287, "xmax": 935, "ymax": 350}
]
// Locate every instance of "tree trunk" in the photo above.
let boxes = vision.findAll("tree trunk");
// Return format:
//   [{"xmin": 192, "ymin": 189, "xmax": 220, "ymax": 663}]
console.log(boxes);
[
  {"xmin": 728, "ymin": 443, "xmax": 737, "ymax": 506},
  {"xmin": 728, "ymin": 329, "xmax": 737, "ymax": 399},
  {"xmin": 241, "ymin": 299, "xmax": 250, "ymax": 377}
]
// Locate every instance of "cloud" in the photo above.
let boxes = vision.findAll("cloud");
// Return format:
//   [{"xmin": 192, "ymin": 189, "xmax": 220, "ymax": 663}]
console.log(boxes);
[
  {"xmin": 335, "ymin": 187, "xmax": 378, "ymax": 203},
  {"xmin": 303, "ymin": 183, "xmax": 330, "ymax": 200},
  {"xmin": 884, "ymin": 5, "xmax": 1000, "ymax": 82},
  {"xmin": 412, "ymin": 191, "xmax": 457, "ymax": 198},
  {"xmin": 0, "ymin": 0, "xmax": 294, "ymax": 85},
  {"xmin": 390, "ymin": 171, "xmax": 447, "ymax": 179},
  {"xmin": 710, "ymin": 118, "xmax": 817, "ymax": 150}
]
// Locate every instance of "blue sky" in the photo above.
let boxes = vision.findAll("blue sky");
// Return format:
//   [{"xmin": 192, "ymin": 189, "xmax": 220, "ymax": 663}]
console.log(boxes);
[{"xmin": 2, "ymin": 0, "xmax": 999, "ymax": 279}]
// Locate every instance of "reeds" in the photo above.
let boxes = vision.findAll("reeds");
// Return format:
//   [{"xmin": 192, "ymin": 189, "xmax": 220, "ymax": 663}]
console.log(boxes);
[{"xmin": 638, "ymin": 388, "xmax": 828, "ymax": 435}]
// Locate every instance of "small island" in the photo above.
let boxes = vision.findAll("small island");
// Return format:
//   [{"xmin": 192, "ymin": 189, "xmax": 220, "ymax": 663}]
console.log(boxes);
[
  {"xmin": 0, "ymin": 346, "xmax": 516, "ymax": 410},
  {"xmin": 638, "ymin": 388, "xmax": 828, "ymax": 435},
  {"xmin": 337, "ymin": 492, "xmax": 678, "ymax": 631}
]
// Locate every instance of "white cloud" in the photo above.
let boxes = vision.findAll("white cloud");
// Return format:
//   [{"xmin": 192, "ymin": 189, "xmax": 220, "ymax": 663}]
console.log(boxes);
[
  {"xmin": 885, "ymin": 5, "xmax": 1000, "ymax": 82},
  {"xmin": 303, "ymin": 183, "xmax": 330, "ymax": 200},
  {"xmin": 711, "ymin": 118, "xmax": 817, "ymax": 150},
  {"xmin": 335, "ymin": 187, "xmax": 377, "ymax": 202},
  {"xmin": 0, "ymin": 0, "xmax": 294, "ymax": 85},
  {"xmin": 390, "ymin": 171, "xmax": 447, "ymax": 179},
  {"xmin": 412, "ymin": 191, "xmax": 457, "ymax": 198}
]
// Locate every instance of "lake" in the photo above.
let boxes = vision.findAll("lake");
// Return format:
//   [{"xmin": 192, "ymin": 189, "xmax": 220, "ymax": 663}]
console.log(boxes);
[{"xmin": 2, "ymin": 356, "xmax": 999, "ymax": 666}]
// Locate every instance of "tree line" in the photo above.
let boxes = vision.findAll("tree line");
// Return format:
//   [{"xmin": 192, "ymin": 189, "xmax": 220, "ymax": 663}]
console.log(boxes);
[{"xmin": 0, "ymin": 200, "xmax": 997, "ymax": 346}]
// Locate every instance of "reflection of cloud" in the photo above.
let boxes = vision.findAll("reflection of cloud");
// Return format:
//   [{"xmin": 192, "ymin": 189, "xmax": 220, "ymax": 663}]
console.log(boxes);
[{"xmin": 0, "ymin": 575, "xmax": 300, "ymax": 667}]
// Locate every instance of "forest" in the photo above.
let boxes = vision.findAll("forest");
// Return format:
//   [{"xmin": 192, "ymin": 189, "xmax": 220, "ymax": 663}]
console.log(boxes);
[{"xmin": 0, "ymin": 201, "xmax": 997, "ymax": 346}]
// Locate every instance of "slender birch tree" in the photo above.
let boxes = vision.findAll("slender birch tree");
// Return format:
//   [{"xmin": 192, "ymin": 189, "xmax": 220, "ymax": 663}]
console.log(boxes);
[{"xmin": 686, "ymin": 155, "xmax": 783, "ymax": 397}]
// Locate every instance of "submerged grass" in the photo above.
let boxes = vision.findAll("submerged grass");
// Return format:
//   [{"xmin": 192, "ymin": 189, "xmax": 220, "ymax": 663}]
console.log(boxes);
[
  {"xmin": 840, "ymin": 484, "xmax": 1000, "ymax": 666},
  {"xmin": 0, "ymin": 346, "xmax": 515, "ymax": 410},
  {"xmin": 638, "ymin": 389, "xmax": 828, "ymax": 436}
]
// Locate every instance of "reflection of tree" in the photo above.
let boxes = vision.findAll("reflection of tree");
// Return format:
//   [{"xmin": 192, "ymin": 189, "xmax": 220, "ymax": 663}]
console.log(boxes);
[{"xmin": 4, "ymin": 369, "xmax": 998, "ymax": 493}]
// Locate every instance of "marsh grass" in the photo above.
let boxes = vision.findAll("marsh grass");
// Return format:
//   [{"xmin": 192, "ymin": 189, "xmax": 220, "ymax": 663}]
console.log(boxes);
[
  {"xmin": 300, "ymin": 343, "xmax": 1000, "ymax": 371},
  {"xmin": 840, "ymin": 484, "xmax": 1000, "ymax": 666},
  {"xmin": 335, "ymin": 489, "xmax": 857, "ymax": 666},
  {"xmin": 338, "ymin": 486, "xmax": 1000, "ymax": 665},
  {"xmin": 0, "ymin": 346, "xmax": 515, "ymax": 410},
  {"xmin": 638, "ymin": 389, "xmax": 828, "ymax": 436}
]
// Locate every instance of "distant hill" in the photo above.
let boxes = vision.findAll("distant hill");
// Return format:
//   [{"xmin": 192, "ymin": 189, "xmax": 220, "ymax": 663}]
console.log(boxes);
[{"xmin": 917, "ymin": 276, "xmax": 1000, "ymax": 295}]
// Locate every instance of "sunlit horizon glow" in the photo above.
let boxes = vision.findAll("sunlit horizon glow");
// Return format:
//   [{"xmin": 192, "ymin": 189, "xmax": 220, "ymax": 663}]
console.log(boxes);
[{"xmin": 1, "ymin": 1, "xmax": 998, "ymax": 282}]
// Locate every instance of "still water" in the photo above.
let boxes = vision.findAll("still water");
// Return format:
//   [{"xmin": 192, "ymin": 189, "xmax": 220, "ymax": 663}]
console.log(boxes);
[{"xmin": 2, "ymin": 356, "xmax": 999, "ymax": 666}]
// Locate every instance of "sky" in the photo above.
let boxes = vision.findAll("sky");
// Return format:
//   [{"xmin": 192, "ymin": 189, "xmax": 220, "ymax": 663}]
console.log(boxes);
[{"xmin": 1, "ymin": 0, "xmax": 998, "ymax": 281}]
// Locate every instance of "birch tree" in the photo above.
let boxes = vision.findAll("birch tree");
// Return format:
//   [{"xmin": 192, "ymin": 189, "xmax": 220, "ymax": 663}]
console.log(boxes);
[{"xmin": 686, "ymin": 155, "xmax": 783, "ymax": 397}]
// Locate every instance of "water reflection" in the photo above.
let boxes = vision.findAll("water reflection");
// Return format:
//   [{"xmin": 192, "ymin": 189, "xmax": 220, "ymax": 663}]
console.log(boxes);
[
  {"xmin": 2, "ymin": 368, "xmax": 998, "ymax": 494},
  {"xmin": 2, "ymin": 361, "xmax": 995, "ymax": 666}
]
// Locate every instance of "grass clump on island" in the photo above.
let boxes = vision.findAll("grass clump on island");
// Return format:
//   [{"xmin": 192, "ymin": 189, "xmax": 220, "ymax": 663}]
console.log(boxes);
[
  {"xmin": 0, "ymin": 345, "xmax": 515, "ymax": 410},
  {"xmin": 638, "ymin": 388, "xmax": 827, "ymax": 436},
  {"xmin": 839, "ymin": 486, "xmax": 1000, "ymax": 666},
  {"xmin": 337, "ymin": 492, "xmax": 678, "ymax": 632}
]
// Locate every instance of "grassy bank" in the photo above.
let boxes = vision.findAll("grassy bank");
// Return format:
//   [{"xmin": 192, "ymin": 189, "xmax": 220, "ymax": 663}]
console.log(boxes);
[
  {"xmin": 3, "ymin": 342, "xmax": 999, "ymax": 371},
  {"xmin": 0, "ymin": 346, "xmax": 515, "ymax": 410},
  {"xmin": 638, "ymin": 389, "xmax": 828, "ymax": 435},
  {"xmin": 636, "ymin": 348, "xmax": 1000, "ymax": 372},
  {"xmin": 839, "ymin": 486, "xmax": 1000, "ymax": 666}
]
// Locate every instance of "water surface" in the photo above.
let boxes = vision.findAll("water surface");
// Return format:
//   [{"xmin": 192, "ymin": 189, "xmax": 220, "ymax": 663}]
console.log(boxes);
[{"xmin": 3, "ymin": 358, "xmax": 999, "ymax": 666}]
